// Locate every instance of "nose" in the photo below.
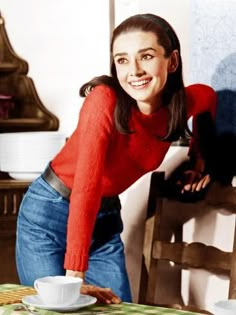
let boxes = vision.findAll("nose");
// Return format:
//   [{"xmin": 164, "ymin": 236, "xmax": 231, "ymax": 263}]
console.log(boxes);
[{"xmin": 129, "ymin": 60, "xmax": 145, "ymax": 77}]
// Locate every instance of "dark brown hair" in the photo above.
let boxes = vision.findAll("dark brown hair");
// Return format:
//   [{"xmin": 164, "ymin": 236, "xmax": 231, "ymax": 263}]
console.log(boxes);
[{"xmin": 80, "ymin": 13, "xmax": 189, "ymax": 141}]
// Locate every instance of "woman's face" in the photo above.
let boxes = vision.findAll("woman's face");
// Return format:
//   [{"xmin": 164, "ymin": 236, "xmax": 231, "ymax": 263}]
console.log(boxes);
[{"xmin": 113, "ymin": 30, "xmax": 177, "ymax": 114}]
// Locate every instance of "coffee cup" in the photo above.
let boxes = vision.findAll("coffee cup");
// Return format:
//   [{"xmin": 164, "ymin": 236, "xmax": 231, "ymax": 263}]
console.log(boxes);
[{"xmin": 34, "ymin": 275, "xmax": 83, "ymax": 306}]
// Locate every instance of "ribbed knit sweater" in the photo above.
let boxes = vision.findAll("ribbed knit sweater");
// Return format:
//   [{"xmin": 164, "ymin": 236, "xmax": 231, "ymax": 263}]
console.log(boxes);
[{"xmin": 51, "ymin": 83, "xmax": 217, "ymax": 271}]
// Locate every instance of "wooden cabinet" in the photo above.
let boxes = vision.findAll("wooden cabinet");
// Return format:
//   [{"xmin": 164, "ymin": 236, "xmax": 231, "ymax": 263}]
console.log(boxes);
[
  {"xmin": 0, "ymin": 178, "xmax": 30, "ymax": 283},
  {"xmin": 0, "ymin": 13, "xmax": 59, "ymax": 283}
]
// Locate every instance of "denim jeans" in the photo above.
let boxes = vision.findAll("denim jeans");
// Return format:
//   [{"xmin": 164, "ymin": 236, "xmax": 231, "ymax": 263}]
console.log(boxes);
[{"xmin": 16, "ymin": 176, "xmax": 132, "ymax": 302}]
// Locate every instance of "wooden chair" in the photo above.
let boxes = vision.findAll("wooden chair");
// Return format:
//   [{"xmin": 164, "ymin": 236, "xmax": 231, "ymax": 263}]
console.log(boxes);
[{"xmin": 138, "ymin": 171, "xmax": 236, "ymax": 315}]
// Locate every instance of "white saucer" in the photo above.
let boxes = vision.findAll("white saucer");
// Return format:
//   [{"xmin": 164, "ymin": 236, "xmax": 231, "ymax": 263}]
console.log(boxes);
[{"xmin": 22, "ymin": 294, "xmax": 97, "ymax": 311}]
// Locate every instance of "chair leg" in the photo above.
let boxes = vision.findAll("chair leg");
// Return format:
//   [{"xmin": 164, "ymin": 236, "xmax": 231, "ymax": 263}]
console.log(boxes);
[
  {"xmin": 145, "ymin": 196, "xmax": 164, "ymax": 304},
  {"xmin": 139, "ymin": 172, "xmax": 166, "ymax": 304},
  {"xmin": 229, "ymin": 215, "xmax": 236, "ymax": 298},
  {"xmin": 138, "ymin": 254, "xmax": 148, "ymax": 304},
  {"xmin": 138, "ymin": 215, "xmax": 155, "ymax": 303}
]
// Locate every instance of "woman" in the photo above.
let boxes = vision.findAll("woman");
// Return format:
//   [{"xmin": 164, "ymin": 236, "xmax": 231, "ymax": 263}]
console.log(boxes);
[{"xmin": 16, "ymin": 13, "xmax": 216, "ymax": 303}]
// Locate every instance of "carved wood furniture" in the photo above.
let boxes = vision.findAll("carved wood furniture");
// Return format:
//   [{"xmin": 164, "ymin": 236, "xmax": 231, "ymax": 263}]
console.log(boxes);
[
  {"xmin": 0, "ymin": 177, "xmax": 30, "ymax": 283},
  {"xmin": 0, "ymin": 13, "xmax": 59, "ymax": 132},
  {"xmin": 0, "ymin": 13, "xmax": 59, "ymax": 283},
  {"xmin": 139, "ymin": 171, "xmax": 236, "ymax": 314}
]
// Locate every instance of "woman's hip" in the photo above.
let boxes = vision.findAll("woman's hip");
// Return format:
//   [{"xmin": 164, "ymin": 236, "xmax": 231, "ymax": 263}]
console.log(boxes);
[
  {"xmin": 17, "ymin": 175, "xmax": 123, "ymax": 243},
  {"xmin": 17, "ymin": 176, "xmax": 69, "ymax": 234}
]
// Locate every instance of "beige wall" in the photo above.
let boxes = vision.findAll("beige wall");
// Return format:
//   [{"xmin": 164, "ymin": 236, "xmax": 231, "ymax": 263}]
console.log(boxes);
[{"xmin": 0, "ymin": 0, "xmax": 111, "ymax": 136}]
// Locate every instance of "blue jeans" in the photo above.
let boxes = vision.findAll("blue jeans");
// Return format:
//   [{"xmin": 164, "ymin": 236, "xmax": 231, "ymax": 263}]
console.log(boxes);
[{"xmin": 16, "ymin": 176, "xmax": 132, "ymax": 302}]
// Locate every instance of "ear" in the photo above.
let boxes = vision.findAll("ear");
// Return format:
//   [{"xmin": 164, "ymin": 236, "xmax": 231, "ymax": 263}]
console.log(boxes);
[{"xmin": 168, "ymin": 50, "xmax": 179, "ymax": 73}]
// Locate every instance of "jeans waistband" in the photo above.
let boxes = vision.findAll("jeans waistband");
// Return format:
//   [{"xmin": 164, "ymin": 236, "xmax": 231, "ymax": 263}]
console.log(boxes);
[
  {"xmin": 42, "ymin": 163, "xmax": 120, "ymax": 211},
  {"xmin": 42, "ymin": 163, "xmax": 71, "ymax": 199}
]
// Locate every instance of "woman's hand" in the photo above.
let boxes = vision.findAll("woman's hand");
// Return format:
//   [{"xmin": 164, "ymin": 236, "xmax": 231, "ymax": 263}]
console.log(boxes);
[
  {"xmin": 177, "ymin": 170, "xmax": 211, "ymax": 193},
  {"xmin": 81, "ymin": 284, "xmax": 121, "ymax": 304},
  {"xmin": 66, "ymin": 269, "xmax": 121, "ymax": 304}
]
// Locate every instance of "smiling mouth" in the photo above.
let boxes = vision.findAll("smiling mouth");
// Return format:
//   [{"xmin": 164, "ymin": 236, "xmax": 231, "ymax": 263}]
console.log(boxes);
[{"xmin": 129, "ymin": 79, "xmax": 151, "ymax": 87}]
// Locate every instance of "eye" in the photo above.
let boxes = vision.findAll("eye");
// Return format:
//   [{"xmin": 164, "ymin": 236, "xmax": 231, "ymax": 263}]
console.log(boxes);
[
  {"xmin": 115, "ymin": 57, "xmax": 128, "ymax": 65},
  {"xmin": 141, "ymin": 54, "xmax": 153, "ymax": 60}
]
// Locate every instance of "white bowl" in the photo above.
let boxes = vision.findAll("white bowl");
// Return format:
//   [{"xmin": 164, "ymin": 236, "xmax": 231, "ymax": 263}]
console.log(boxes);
[
  {"xmin": 214, "ymin": 299, "xmax": 236, "ymax": 315},
  {"xmin": 9, "ymin": 172, "xmax": 41, "ymax": 180},
  {"xmin": 0, "ymin": 132, "xmax": 66, "ymax": 175}
]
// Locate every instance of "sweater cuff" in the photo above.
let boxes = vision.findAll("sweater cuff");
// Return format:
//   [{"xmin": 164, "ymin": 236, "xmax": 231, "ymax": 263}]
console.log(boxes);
[{"xmin": 64, "ymin": 252, "xmax": 89, "ymax": 271}]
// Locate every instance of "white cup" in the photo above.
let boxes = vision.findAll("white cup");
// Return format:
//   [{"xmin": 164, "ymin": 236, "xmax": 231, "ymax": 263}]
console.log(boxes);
[
  {"xmin": 34, "ymin": 276, "xmax": 83, "ymax": 306},
  {"xmin": 214, "ymin": 299, "xmax": 236, "ymax": 315}
]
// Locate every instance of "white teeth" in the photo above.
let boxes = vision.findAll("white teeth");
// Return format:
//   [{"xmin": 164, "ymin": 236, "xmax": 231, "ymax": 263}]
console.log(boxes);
[{"xmin": 130, "ymin": 79, "xmax": 150, "ymax": 86}]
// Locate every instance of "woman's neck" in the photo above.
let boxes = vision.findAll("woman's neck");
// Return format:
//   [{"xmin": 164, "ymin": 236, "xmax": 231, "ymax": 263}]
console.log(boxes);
[{"xmin": 137, "ymin": 96, "xmax": 162, "ymax": 115}]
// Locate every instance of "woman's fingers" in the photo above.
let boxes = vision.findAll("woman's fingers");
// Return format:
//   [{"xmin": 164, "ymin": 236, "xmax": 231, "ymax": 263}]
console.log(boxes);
[
  {"xmin": 80, "ymin": 284, "xmax": 121, "ymax": 304},
  {"xmin": 195, "ymin": 174, "xmax": 211, "ymax": 190},
  {"xmin": 181, "ymin": 171, "xmax": 211, "ymax": 192},
  {"xmin": 94, "ymin": 289, "xmax": 119, "ymax": 304},
  {"xmin": 190, "ymin": 174, "xmax": 211, "ymax": 191}
]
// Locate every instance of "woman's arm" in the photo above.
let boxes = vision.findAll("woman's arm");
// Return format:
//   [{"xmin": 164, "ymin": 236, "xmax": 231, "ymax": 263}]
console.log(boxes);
[{"xmin": 178, "ymin": 84, "xmax": 217, "ymax": 193}]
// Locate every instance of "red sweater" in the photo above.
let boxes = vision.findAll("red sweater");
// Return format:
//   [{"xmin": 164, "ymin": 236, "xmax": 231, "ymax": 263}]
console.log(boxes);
[{"xmin": 51, "ymin": 83, "xmax": 217, "ymax": 271}]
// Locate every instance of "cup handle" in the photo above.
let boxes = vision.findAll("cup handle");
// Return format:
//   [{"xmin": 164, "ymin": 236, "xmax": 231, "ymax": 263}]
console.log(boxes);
[{"xmin": 34, "ymin": 279, "xmax": 39, "ymax": 292}]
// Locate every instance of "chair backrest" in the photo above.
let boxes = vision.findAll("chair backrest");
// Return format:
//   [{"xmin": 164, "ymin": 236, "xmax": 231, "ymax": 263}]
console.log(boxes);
[{"xmin": 139, "ymin": 171, "xmax": 236, "ymax": 314}]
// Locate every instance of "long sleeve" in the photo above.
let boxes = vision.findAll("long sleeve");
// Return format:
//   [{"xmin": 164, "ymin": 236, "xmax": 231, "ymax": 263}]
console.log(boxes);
[
  {"xmin": 186, "ymin": 84, "xmax": 217, "ymax": 163},
  {"xmin": 63, "ymin": 86, "xmax": 116, "ymax": 271}
]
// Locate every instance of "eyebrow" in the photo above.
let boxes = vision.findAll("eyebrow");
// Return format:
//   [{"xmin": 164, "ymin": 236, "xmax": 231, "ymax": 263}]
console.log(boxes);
[{"xmin": 113, "ymin": 47, "xmax": 157, "ymax": 58}]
